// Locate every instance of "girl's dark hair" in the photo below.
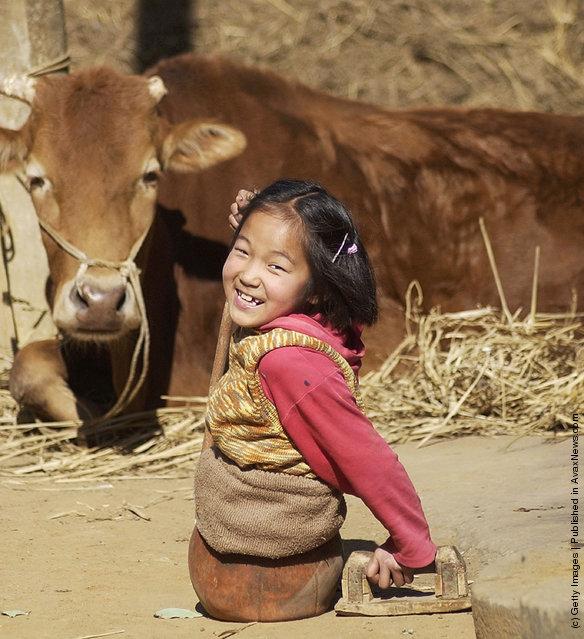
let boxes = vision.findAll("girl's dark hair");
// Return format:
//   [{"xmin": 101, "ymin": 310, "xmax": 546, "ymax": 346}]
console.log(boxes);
[{"xmin": 233, "ymin": 179, "xmax": 378, "ymax": 331}]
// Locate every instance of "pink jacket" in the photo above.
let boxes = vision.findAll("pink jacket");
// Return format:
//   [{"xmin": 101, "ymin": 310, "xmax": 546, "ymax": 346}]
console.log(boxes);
[{"xmin": 258, "ymin": 313, "xmax": 437, "ymax": 568}]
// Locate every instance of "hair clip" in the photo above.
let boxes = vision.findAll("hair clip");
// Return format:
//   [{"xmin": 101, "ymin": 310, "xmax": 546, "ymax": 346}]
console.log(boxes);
[
  {"xmin": 332, "ymin": 234, "xmax": 358, "ymax": 262},
  {"xmin": 332, "ymin": 233, "xmax": 348, "ymax": 263}
]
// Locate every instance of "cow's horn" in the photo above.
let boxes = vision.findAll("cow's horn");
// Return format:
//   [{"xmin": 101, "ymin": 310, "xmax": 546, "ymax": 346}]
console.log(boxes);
[
  {"xmin": 147, "ymin": 76, "xmax": 167, "ymax": 103},
  {"xmin": 0, "ymin": 75, "xmax": 37, "ymax": 103}
]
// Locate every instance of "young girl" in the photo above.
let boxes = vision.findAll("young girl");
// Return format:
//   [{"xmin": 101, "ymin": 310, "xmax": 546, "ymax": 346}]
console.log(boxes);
[{"xmin": 192, "ymin": 179, "xmax": 436, "ymax": 620}]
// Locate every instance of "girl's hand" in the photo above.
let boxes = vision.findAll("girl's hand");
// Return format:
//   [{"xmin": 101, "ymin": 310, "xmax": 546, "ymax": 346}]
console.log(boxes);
[
  {"xmin": 365, "ymin": 547, "xmax": 415, "ymax": 589},
  {"xmin": 228, "ymin": 189, "xmax": 257, "ymax": 231}
]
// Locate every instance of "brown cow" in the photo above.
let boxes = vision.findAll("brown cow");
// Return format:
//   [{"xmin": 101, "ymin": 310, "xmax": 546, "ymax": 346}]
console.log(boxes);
[
  {"xmin": 151, "ymin": 54, "xmax": 584, "ymax": 382},
  {"xmin": 2, "ymin": 54, "xmax": 584, "ymax": 422},
  {"xmin": 1, "ymin": 67, "xmax": 245, "ymax": 420}
]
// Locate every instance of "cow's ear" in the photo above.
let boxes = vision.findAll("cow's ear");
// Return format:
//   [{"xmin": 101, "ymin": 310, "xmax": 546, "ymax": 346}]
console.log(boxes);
[
  {"xmin": 162, "ymin": 120, "xmax": 246, "ymax": 173},
  {"xmin": 0, "ymin": 127, "xmax": 28, "ymax": 172}
]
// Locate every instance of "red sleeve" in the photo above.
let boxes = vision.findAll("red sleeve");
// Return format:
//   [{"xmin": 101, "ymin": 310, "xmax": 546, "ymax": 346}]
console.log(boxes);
[{"xmin": 258, "ymin": 346, "xmax": 437, "ymax": 569}]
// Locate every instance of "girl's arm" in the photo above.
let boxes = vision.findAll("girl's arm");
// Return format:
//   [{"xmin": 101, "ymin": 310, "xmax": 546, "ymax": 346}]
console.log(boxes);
[{"xmin": 259, "ymin": 346, "xmax": 437, "ymax": 571}]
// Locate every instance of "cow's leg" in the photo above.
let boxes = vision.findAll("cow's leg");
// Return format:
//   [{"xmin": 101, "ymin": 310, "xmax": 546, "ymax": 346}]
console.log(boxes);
[{"xmin": 9, "ymin": 339, "xmax": 96, "ymax": 421}]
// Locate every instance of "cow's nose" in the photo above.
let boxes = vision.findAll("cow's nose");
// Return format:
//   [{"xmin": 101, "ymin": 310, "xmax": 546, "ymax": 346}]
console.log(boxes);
[{"xmin": 73, "ymin": 280, "xmax": 127, "ymax": 314}]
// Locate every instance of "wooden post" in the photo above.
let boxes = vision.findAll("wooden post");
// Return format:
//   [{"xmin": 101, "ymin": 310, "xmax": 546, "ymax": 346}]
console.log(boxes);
[{"xmin": 0, "ymin": 0, "xmax": 67, "ymax": 360}]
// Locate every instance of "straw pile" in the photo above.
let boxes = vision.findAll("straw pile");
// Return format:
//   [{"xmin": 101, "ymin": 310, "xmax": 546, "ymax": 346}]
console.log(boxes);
[
  {"xmin": 361, "ymin": 284, "xmax": 583, "ymax": 446},
  {"xmin": 0, "ymin": 361, "xmax": 207, "ymax": 480},
  {"xmin": 0, "ymin": 362, "xmax": 207, "ymax": 479},
  {"xmin": 358, "ymin": 226, "xmax": 582, "ymax": 445}
]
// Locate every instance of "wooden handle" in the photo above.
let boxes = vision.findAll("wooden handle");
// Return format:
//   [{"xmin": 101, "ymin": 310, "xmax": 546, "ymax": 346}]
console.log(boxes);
[
  {"xmin": 341, "ymin": 545, "xmax": 468, "ymax": 604},
  {"xmin": 202, "ymin": 301, "xmax": 233, "ymax": 451},
  {"xmin": 209, "ymin": 301, "xmax": 233, "ymax": 392}
]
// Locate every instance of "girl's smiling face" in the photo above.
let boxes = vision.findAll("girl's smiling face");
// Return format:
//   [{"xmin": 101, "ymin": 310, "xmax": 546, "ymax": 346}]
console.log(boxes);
[{"xmin": 222, "ymin": 209, "xmax": 311, "ymax": 328}]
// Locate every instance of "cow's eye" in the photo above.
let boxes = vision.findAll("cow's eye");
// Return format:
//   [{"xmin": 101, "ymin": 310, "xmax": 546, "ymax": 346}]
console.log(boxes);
[
  {"xmin": 142, "ymin": 171, "xmax": 158, "ymax": 185},
  {"xmin": 29, "ymin": 176, "xmax": 45, "ymax": 190}
]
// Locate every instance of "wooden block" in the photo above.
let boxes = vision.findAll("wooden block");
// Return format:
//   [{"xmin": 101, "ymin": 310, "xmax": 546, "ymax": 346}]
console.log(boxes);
[
  {"xmin": 335, "ymin": 545, "xmax": 472, "ymax": 617},
  {"xmin": 435, "ymin": 545, "xmax": 468, "ymax": 598},
  {"xmin": 344, "ymin": 551, "xmax": 373, "ymax": 603},
  {"xmin": 335, "ymin": 591, "xmax": 472, "ymax": 616}
]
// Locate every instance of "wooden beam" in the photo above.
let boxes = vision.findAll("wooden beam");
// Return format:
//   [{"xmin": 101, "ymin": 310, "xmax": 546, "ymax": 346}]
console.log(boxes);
[{"xmin": 0, "ymin": 0, "xmax": 66, "ymax": 358}]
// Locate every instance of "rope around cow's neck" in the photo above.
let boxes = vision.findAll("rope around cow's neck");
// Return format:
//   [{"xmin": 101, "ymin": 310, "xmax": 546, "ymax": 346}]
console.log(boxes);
[
  {"xmin": 8, "ymin": 60, "xmax": 148, "ymax": 421},
  {"xmin": 27, "ymin": 53, "xmax": 71, "ymax": 77},
  {"xmin": 22, "ymin": 199, "xmax": 152, "ymax": 421}
]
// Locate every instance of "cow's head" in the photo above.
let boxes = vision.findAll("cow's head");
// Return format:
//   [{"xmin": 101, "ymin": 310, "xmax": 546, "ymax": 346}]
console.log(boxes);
[{"xmin": 0, "ymin": 68, "xmax": 245, "ymax": 341}]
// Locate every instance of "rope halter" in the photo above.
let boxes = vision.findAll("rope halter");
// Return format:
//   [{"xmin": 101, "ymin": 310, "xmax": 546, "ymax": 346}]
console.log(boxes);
[
  {"xmin": 2, "ymin": 68, "xmax": 172, "ymax": 421},
  {"xmin": 33, "ymin": 211, "xmax": 152, "ymax": 421}
]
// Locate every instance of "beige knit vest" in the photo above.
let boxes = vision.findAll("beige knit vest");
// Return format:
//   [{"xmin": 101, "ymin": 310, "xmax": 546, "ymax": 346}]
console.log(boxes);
[
  {"xmin": 206, "ymin": 327, "xmax": 365, "ymax": 477},
  {"xmin": 195, "ymin": 446, "xmax": 348, "ymax": 557}
]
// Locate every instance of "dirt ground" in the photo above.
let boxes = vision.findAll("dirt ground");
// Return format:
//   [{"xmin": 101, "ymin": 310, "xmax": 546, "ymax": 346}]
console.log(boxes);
[{"xmin": 1, "ymin": 434, "xmax": 567, "ymax": 639}]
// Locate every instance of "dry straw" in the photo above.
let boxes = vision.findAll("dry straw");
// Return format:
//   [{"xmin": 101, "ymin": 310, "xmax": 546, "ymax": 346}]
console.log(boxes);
[
  {"xmin": 65, "ymin": 1, "xmax": 584, "ymax": 113},
  {"xmin": 0, "ymin": 385, "xmax": 208, "ymax": 480},
  {"xmin": 360, "ymin": 285, "xmax": 582, "ymax": 447},
  {"xmin": 361, "ymin": 222, "xmax": 582, "ymax": 446},
  {"xmin": 0, "ymin": 221, "xmax": 581, "ymax": 479}
]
